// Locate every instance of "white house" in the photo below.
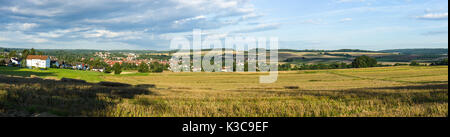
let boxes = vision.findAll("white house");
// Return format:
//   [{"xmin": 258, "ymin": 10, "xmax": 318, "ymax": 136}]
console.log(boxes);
[
  {"xmin": 26, "ymin": 55, "xmax": 50, "ymax": 68},
  {"xmin": 10, "ymin": 58, "xmax": 20, "ymax": 65}
]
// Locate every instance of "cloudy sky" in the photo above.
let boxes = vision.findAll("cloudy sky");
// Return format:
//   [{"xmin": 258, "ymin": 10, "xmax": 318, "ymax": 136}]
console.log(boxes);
[{"xmin": 0, "ymin": 0, "xmax": 448, "ymax": 50}]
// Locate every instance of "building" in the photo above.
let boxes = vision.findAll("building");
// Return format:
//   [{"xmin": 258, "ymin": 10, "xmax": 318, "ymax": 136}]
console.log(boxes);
[
  {"xmin": 26, "ymin": 55, "xmax": 50, "ymax": 68},
  {"xmin": 10, "ymin": 58, "xmax": 20, "ymax": 65},
  {"xmin": 50, "ymin": 60, "xmax": 60, "ymax": 68}
]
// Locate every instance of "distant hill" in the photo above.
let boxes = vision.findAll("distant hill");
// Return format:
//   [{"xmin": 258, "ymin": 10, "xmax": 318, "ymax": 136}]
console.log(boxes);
[
  {"xmin": 0, "ymin": 47, "xmax": 8, "ymax": 52},
  {"xmin": 2, "ymin": 47, "xmax": 448, "ymax": 55},
  {"xmin": 379, "ymin": 48, "xmax": 448, "ymax": 55},
  {"xmin": 278, "ymin": 49, "xmax": 374, "ymax": 53}
]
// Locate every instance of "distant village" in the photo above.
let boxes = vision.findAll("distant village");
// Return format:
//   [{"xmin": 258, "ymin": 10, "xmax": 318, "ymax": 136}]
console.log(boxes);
[{"xmin": 0, "ymin": 48, "xmax": 170, "ymax": 73}]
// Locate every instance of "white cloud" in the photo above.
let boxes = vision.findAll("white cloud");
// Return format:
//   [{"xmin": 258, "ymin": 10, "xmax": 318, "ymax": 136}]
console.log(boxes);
[
  {"xmin": 0, "ymin": 30, "xmax": 48, "ymax": 43},
  {"xmin": 0, "ymin": 37, "xmax": 8, "ymax": 41},
  {"xmin": 174, "ymin": 15, "xmax": 207, "ymax": 24},
  {"xmin": 336, "ymin": 0, "xmax": 366, "ymax": 3},
  {"xmin": 417, "ymin": 12, "xmax": 448, "ymax": 20},
  {"xmin": 232, "ymin": 23, "xmax": 280, "ymax": 33},
  {"xmin": 42, "ymin": 40, "xmax": 142, "ymax": 50},
  {"xmin": 6, "ymin": 23, "xmax": 39, "ymax": 31},
  {"xmin": 300, "ymin": 19, "xmax": 327, "ymax": 25},
  {"xmin": 0, "ymin": 6, "xmax": 64, "ymax": 17},
  {"xmin": 81, "ymin": 29, "xmax": 145, "ymax": 40},
  {"xmin": 38, "ymin": 27, "xmax": 91, "ymax": 38},
  {"xmin": 340, "ymin": 18, "xmax": 353, "ymax": 22}
]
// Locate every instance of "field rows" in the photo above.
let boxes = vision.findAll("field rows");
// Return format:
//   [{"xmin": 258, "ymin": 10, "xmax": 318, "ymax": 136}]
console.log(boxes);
[{"xmin": 0, "ymin": 66, "xmax": 448, "ymax": 117}]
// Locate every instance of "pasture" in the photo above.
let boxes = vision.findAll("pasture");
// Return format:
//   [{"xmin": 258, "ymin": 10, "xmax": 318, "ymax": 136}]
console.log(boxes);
[{"xmin": 0, "ymin": 66, "xmax": 448, "ymax": 117}]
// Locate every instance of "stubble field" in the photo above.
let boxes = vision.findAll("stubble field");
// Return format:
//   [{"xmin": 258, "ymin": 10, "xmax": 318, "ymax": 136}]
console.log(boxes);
[{"xmin": 0, "ymin": 66, "xmax": 448, "ymax": 117}]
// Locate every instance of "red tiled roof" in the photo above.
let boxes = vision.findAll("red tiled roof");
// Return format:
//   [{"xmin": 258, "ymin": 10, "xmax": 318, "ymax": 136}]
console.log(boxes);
[{"xmin": 26, "ymin": 55, "xmax": 49, "ymax": 60}]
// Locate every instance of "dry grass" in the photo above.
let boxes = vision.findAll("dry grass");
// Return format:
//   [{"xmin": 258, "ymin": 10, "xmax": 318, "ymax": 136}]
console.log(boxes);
[{"xmin": 0, "ymin": 66, "xmax": 448, "ymax": 117}]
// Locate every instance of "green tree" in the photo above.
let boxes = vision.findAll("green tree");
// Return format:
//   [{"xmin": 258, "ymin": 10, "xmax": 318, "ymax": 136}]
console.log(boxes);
[
  {"xmin": 150, "ymin": 62, "xmax": 164, "ymax": 73},
  {"xmin": 0, "ymin": 59, "xmax": 6, "ymax": 66},
  {"xmin": 352, "ymin": 55, "xmax": 377, "ymax": 68},
  {"xmin": 30, "ymin": 48, "xmax": 36, "ymax": 55},
  {"xmin": 8, "ymin": 51, "xmax": 17, "ymax": 58},
  {"xmin": 113, "ymin": 63, "xmax": 122, "ymax": 75},
  {"xmin": 21, "ymin": 60, "xmax": 27, "ymax": 68},
  {"xmin": 431, "ymin": 58, "xmax": 448, "ymax": 66},
  {"xmin": 441, "ymin": 58, "xmax": 448, "ymax": 65},
  {"xmin": 22, "ymin": 49, "xmax": 30, "ymax": 59},
  {"xmin": 410, "ymin": 61, "xmax": 420, "ymax": 66},
  {"xmin": 104, "ymin": 66, "xmax": 113, "ymax": 74},
  {"xmin": 138, "ymin": 62, "xmax": 150, "ymax": 73}
]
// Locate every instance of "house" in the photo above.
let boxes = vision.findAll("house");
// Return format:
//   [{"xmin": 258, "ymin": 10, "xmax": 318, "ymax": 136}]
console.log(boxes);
[
  {"xmin": 74, "ymin": 63, "xmax": 88, "ymax": 70},
  {"xmin": 10, "ymin": 58, "xmax": 20, "ymax": 65},
  {"xmin": 26, "ymin": 55, "xmax": 50, "ymax": 68},
  {"xmin": 91, "ymin": 68, "xmax": 104, "ymax": 72},
  {"xmin": 50, "ymin": 60, "xmax": 60, "ymax": 68}
]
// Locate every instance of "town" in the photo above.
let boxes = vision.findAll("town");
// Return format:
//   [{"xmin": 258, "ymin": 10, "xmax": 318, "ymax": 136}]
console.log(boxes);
[
  {"xmin": 1, "ymin": 47, "xmax": 448, "ymax": 74},
  {"xmin": 0, "ymin": 48, "xmax": 170, "ymax": 74}
]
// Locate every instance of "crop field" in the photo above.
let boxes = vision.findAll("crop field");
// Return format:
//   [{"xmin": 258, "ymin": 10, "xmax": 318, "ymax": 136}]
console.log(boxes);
[{"xmin": 0, "ymin": 66, "xmax": 448, "ymax": 117}]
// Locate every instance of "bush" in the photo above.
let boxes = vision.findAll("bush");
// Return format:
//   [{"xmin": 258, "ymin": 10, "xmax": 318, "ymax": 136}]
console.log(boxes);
[
  {"xmin": 410, "ymin": 61, "xmax": 420, "ymax": 66},
  {"xmin": 431, "ymin": 58, "xmax": 448, "ymax": 66},
  {"xmin": 352, "ymin": 55, "xmax": 377, "ymax": 68},
  {"xmin": 0, "ymin": 59, "xmax": 6, "ymax": 66},
  {"xmin": 150, "ymin": 62, "xmax": 164, "ymax": 73},
  {"xmin": 104, "ymin": 66, "xmax": 113, "ymax": 74},
  {"xmin": 394, "ymin": 63, "xmax": 408, "ymax": 66},
  {"xmin": 112, "ymin": 63, "xmax": 122, "ymax": 75},
  {"xmin": 138, "ymin": 62, "xmax": 150, "ymax": 73}
]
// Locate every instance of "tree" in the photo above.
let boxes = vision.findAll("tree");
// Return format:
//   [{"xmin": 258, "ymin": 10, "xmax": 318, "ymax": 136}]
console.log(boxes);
[
  {"xmin": 138, "ymin": 62, "xmax": 150, "ymax": 73},
  {"xmin": 30, "ymin": 48, "xmax": 36, "ymax": 55},
  {"xmin": 21, "ymin": 60, "xmax": 27, "ymax": 68},
  {"xmin": 8, "ymin": 51, "xmax": 17, "ymax": 58},
  {"xmin": 22, "ymin": 49, "xmax": 30, "ymax": 60},
  {"xmin": 113, "ymin": 63, "xmax": 122, "ymax": 75},
  {"xmin": 104, "ymin": 66, "xmax": 113, "ymax": 74},
  {"xmin": 440, "ymin": 58, "xmax": 448, "ymax": 65},
  {"xmin": 352, "ymin": 55, "xmax": 377, "ymax": 68},
  {"xmin": 410, "ymin": 61, "xmax": 420, "ymax": 66},
  {"xmin": 431, "ymin": 58, "xmax": 448, "ymax": 66},
  {"xmin": 150, "ymin": 62, "xmax": 164, "ymax": 73},
  {"xmin": 0, "ymin": 59, "xmax": 6, "ymax": 66}
]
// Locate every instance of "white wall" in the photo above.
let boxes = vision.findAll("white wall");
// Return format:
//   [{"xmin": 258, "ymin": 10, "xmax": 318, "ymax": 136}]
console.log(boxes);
[{"xmin": 26, "ymin": 58, "xmax": 50, "ymax": 68}]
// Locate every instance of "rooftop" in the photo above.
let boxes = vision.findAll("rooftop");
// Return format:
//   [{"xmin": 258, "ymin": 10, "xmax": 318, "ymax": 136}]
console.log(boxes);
[{"xmin": 26, "ymin": 55, "xmax": 49, "ymax": 60}]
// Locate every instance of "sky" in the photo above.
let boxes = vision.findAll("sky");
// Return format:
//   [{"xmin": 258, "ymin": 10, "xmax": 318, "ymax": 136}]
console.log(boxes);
[{"xmin": 0, "ymin": 0, "xmax": 448, "ymax": 50}]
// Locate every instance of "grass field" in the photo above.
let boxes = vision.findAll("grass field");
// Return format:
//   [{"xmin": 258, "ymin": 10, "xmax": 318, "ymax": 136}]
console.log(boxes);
[{"xmin": 0, "ymin": 66, "xmax": 448, "ymax": 117}]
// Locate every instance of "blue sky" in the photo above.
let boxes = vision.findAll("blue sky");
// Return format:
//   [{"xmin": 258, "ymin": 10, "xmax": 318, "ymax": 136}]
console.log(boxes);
[{"xmin": 0, "ymin": 0, "xmax": 448, "ymax": 50}]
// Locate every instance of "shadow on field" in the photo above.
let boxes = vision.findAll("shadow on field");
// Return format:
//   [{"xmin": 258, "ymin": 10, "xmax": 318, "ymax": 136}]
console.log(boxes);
[
  {"xmin": 371, "ymin": 84, "xmax": 449, "ymax": 90},
  {"xmin": 0, "ymin": 75, "xmax": 154, "ymax": 117},
  {"xmin": 253, "ymin": 84, "xmax": 449, "ymax": 104},
  {"xmin": 310, "ymin": 84, "xmax": 448, "ymax": 104},
  {"xmin": 0, "ymin": 67, "xmax": 55, "ymax": 77}
]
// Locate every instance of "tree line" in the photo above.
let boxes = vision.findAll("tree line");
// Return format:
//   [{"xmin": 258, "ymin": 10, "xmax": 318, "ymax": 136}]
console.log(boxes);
[
  {"xmin": 106, "ymin": 61, "xmax": 168, "ymax": 75},
  {"xmin": 279, "ymin": 55, "xmax": 449, "ymax": 71}
]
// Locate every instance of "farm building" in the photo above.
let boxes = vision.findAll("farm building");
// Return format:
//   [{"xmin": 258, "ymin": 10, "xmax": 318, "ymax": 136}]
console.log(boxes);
[{"xmin": 26, "ymin": 55, "xmax": 50, "ymax": 68}]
